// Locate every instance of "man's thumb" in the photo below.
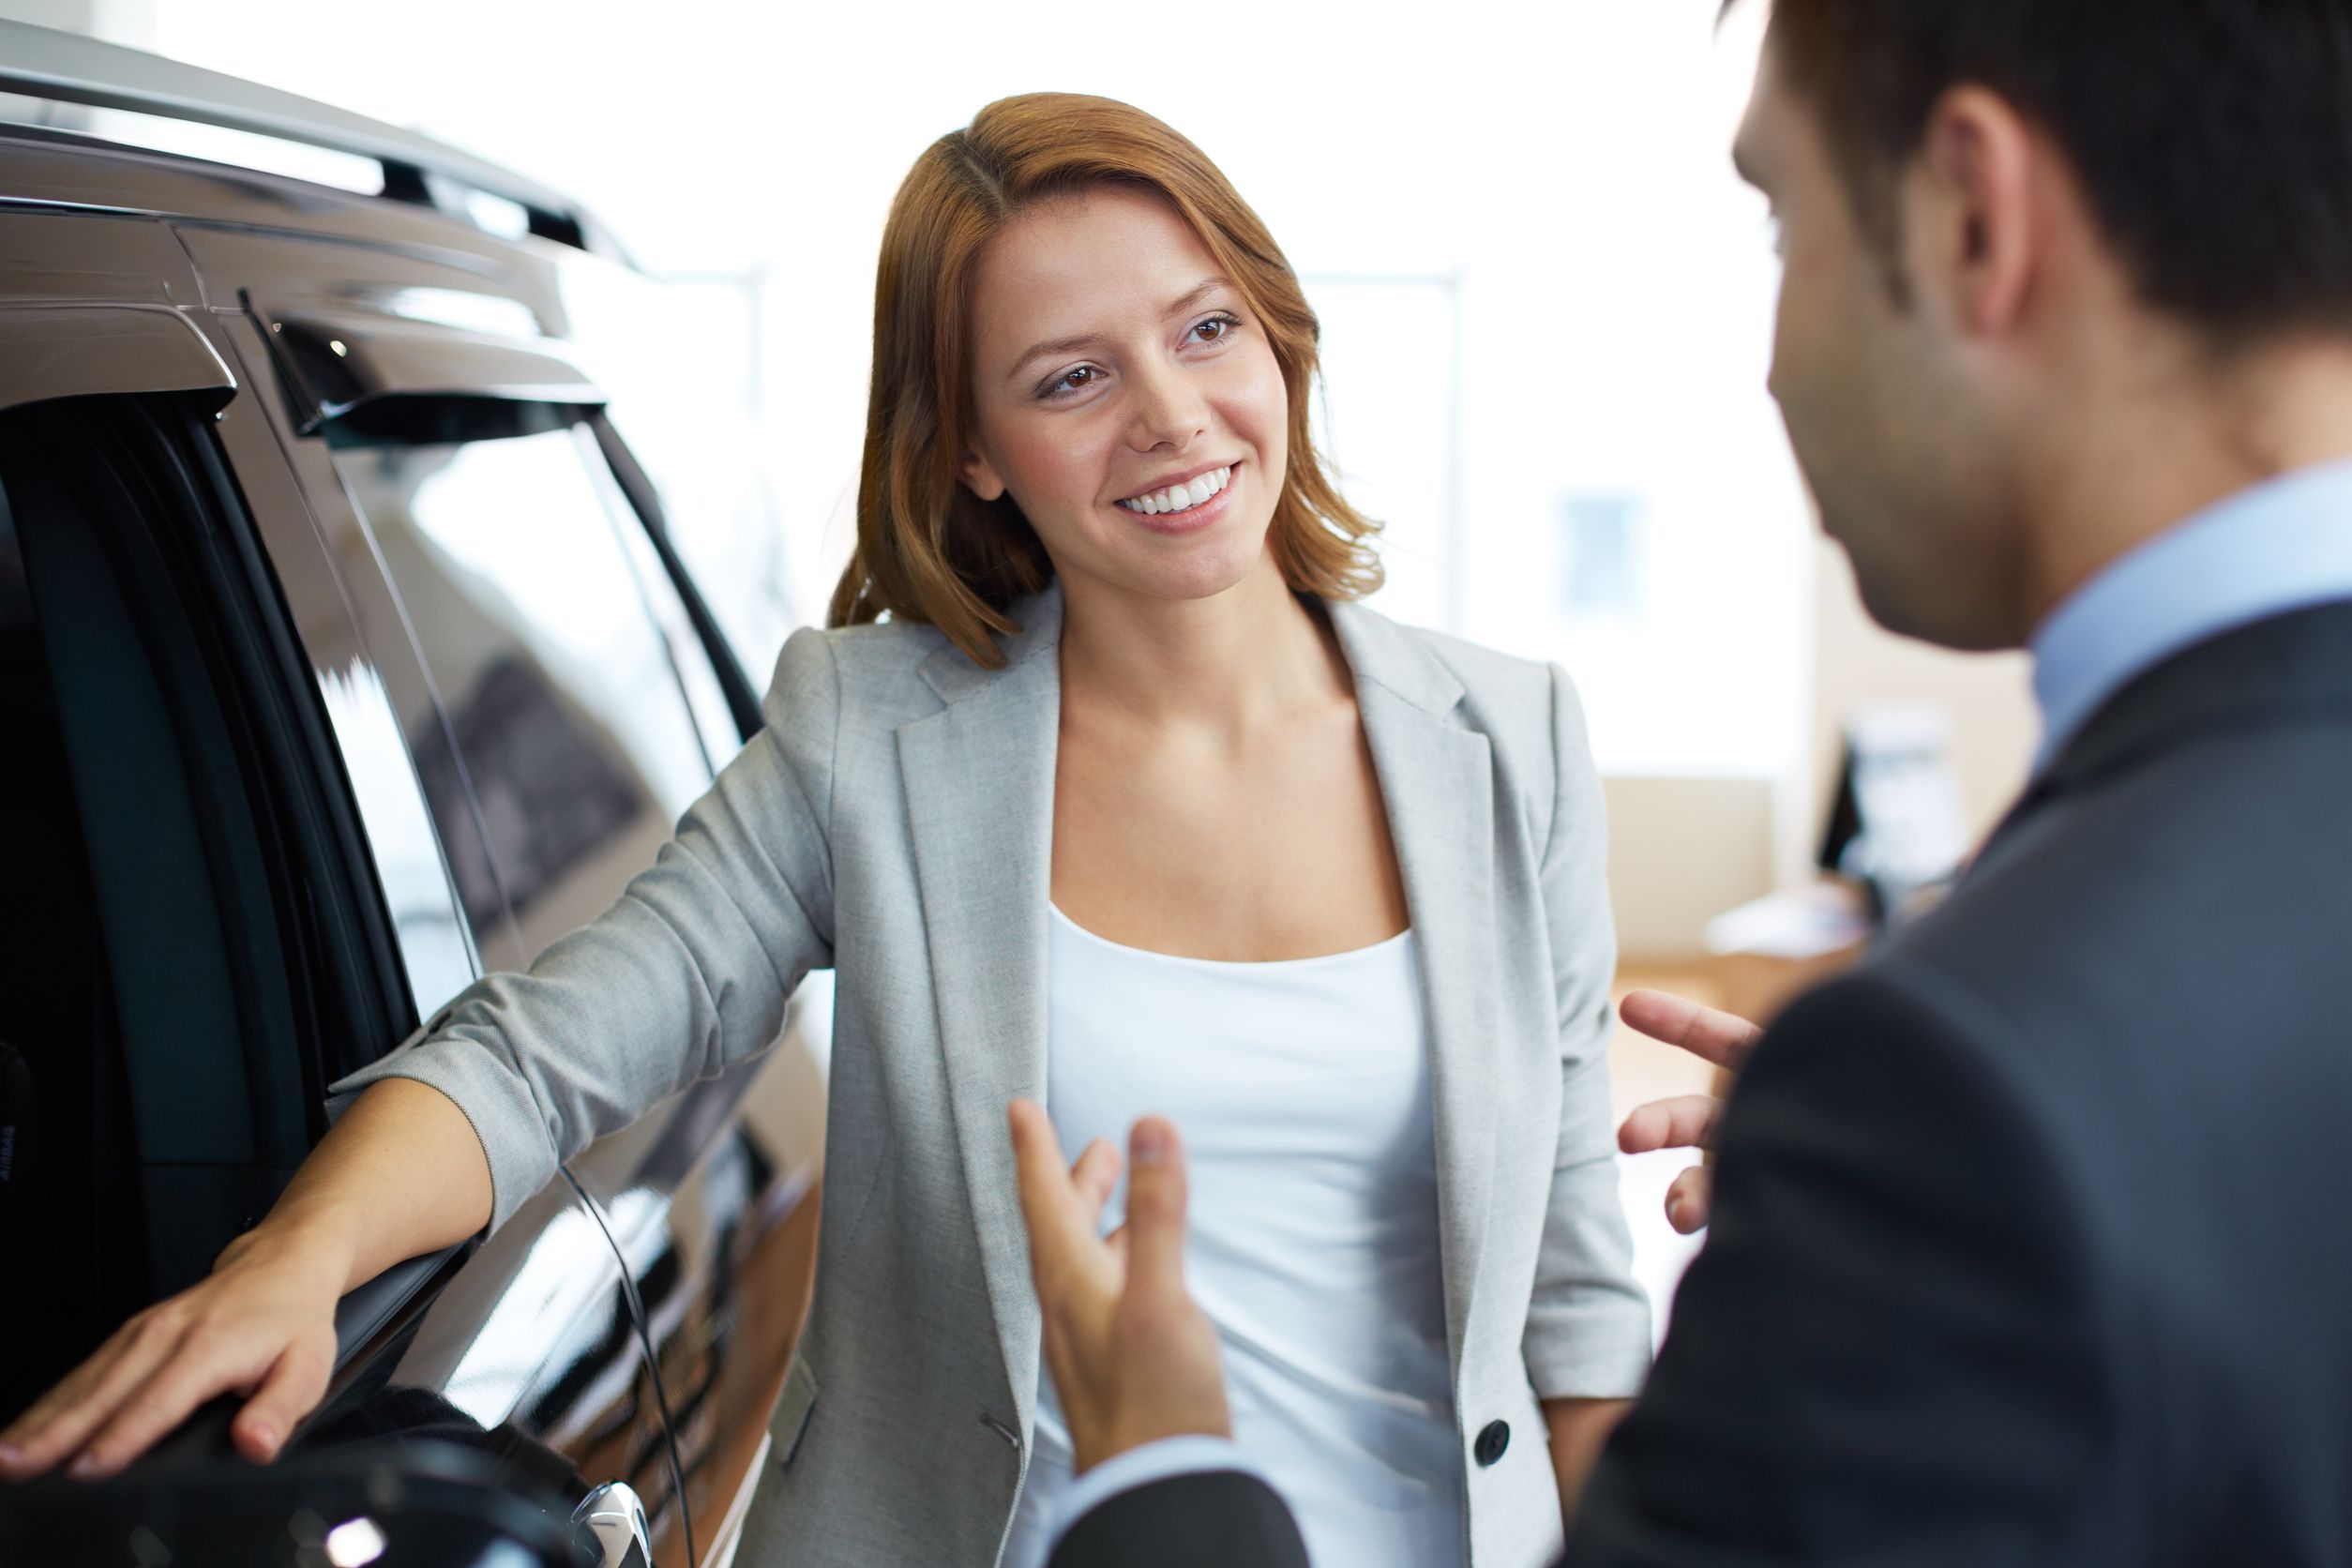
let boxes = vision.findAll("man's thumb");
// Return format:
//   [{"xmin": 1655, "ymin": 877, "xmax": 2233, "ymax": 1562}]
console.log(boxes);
[{"xmin": 1123, "ymin": 1116, "xmax": 1190, "ymax": 1291}]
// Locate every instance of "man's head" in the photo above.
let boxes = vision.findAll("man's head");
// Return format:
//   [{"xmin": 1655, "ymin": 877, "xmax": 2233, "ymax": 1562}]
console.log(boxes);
[{"xmin": 1733, "ymin": 1, "xmax": 2352, "ymax": 649}]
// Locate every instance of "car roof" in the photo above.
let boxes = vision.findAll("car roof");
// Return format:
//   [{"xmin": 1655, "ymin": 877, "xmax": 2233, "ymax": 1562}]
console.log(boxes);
[{"xmin": 0, "ymin": 17, "xmax": 631, "ymax": 268}]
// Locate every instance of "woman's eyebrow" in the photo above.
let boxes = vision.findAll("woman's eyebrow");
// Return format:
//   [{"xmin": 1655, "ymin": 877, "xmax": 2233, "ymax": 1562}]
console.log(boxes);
[
  {"xmin": 1160, "ymin": 277, "xmax": 1230, "ymax": 320},
  {"xmin": 1005, "ymin": 278, "xmax": 1234, "ymax": 384}
]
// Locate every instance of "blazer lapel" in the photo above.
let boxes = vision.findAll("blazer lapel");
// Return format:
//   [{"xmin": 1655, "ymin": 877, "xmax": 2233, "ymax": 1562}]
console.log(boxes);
[
  {"xmin": 897, "ymin": 589, "xmax": 1063, "ymax": 1431},
  {"xmin": 1329, "ymin": 600, "xmax": 1500, "ymax": 1380}
]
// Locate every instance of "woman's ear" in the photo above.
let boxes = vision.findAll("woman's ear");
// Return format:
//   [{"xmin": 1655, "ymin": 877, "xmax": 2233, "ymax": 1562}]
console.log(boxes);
[{"xmin": 959, "ymin": 445, "xmax": 1009, "ymax": 503}]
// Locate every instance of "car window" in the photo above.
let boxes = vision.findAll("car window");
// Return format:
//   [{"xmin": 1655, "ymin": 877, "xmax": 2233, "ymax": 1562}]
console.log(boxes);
[
  {"xmin": 324, "ymin": 415, "xmax": 725, "ymax": 959},
  {"xmin": 0, "ymin": 396, "xmax": 324, "ymax": 1410},
  {"xmin": 316, "ymin": 656, "xmax": 481, "ymax": 1018}
]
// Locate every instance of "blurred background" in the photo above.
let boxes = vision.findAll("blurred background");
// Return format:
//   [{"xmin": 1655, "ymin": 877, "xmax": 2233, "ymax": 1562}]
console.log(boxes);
[{"xmin": 2, "ymin": 0, "xmax": 2037, "ymax": 1324}]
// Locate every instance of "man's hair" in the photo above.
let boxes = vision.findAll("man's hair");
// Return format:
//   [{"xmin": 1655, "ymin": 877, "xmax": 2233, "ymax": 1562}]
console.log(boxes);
[{"xmin": 1750, "ymin": 0, "xmax": 2352, "ymax": 340}]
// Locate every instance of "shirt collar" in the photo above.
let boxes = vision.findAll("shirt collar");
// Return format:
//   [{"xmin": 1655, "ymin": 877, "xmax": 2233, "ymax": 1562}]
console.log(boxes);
[{"xmin": 2029, "ymin": 457, "xmax": 2352, "ymax": 771}]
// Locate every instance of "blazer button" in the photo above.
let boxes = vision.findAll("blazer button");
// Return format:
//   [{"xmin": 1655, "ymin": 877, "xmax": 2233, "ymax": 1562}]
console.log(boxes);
[{"xmin": 1473, "ymin": 1420, "xmax": 1510, "ymax": 1467}]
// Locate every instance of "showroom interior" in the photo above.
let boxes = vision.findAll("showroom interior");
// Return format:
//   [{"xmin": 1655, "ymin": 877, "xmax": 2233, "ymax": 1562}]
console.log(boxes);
[{"xmin": 0, "ymin": 2, "xmax": 2084, "ymax": 1564}]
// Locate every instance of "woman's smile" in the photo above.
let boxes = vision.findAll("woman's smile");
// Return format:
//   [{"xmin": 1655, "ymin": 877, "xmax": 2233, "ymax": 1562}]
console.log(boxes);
[{"xmin": 1114, "ymin": 460, "xmax": 1242, "ymax": 536}]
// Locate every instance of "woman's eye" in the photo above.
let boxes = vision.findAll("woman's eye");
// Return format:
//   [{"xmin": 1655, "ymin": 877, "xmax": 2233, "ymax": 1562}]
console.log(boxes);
[
  {"xmin": 1191, "ymin": 312, "xmax": 1240, "ymax": 345},
  {"xmin": 1045, "ymin": 365, "xmax": 1102, "ymax": 399}
]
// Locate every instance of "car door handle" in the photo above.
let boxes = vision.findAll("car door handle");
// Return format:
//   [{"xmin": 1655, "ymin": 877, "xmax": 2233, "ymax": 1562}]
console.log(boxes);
[{"xmin": 571, "ymin": 1479, "xmax": 653, "ymax": 1568}]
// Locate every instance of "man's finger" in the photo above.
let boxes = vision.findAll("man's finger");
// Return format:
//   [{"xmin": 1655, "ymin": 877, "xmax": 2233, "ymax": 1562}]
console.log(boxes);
[
  {"xmin": 1070, "ymin": 1137, "xmax": 1123, "ymax": 1224},
  {"xmin": 1121, "ymin": 1117, "xmax": 1190, "ymax": 1296},
  {"xmin": 1620, "ymin": 989, "xmax": 1764, "ymax": 1071},
  {"xmin": 1665, "ymin": 1166, "xmax": 1713, "ymax": 1234},
  {"xmin": 1618, "ymin": 1094, "xmax": 1725, "ymax": 1155}
]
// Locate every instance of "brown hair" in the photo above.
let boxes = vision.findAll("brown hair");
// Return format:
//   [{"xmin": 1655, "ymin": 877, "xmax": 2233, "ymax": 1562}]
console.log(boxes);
[
  {"xmin": 1740, "ymin": 0, "xmax": 2352, "ymax": 342},
  {"xmin": 826, "ymin": 92, "xmax": 1382, "ymax": 668}
]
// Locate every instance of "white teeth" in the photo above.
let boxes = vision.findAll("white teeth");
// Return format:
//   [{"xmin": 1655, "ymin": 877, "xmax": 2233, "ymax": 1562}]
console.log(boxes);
[{"xmin": 1120, "ymin": 465, "xmax": 1230, "ymax": 516}]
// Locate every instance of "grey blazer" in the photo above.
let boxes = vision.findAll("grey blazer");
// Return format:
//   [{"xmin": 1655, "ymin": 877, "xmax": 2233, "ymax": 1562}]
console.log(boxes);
[{"xmin": 339, "ymin": 584, "xmax": 1651, "ymax": 1568}]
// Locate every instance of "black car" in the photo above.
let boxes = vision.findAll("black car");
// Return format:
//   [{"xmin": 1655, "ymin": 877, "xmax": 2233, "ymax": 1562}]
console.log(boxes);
[{"xmin": 0, "ymin": 21, "xmax": 823, "ymax": 1567}]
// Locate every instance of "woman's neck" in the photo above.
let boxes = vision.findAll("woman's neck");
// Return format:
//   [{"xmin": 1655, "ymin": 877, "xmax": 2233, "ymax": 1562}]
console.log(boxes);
[{"xmin": 1056, "ymin": 553, "xmax": 1350, "ymax": 734}]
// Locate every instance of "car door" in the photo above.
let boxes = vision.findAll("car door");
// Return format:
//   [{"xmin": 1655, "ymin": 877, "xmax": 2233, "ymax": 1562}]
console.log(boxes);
[
  {"xmin": 0, "ymin": 209, "xmax": 674, "ymax": 1564},
  {"xmin": 299, "ymin": 345, "xmax": 831, "ymax": 1568},
  {"xmin": 177, "ymin": 226, "xmax": 826, "ymax": 1563}
]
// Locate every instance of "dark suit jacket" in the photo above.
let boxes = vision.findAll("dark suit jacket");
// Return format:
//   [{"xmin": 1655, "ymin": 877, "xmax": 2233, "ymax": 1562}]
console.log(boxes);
[{"xmin": 1048, "ymin": 601, "xmax": 2352, "ymax": 1568}]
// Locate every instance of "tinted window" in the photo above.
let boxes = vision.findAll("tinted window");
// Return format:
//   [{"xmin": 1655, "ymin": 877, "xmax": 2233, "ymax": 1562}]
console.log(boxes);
[
  {"xmin": 325, "ymin": 416, "xmax": 726, "ymax": 958},
  {"xmin": 0, "ymin": 397, "xmax": 319, "ymax": 1406}
]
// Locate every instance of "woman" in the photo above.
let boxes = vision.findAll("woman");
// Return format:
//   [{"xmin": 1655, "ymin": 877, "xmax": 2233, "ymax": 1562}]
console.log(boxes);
[{"xmin": 0, "ymin": 94, "xmax": 1649, "ymax": 1567}]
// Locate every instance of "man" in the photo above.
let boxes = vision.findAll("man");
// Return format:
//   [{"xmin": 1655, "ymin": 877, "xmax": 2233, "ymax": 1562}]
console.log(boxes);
[{"xmin": 1010, "ymin": 1, "xmax": 2352, "ymax": 1563}]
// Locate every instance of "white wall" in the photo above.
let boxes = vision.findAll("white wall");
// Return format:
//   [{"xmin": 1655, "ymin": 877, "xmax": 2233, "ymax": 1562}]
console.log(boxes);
[
  {"xmin": 7, "ymin": 0, "xmax": 2045, "ymax": 957},
  {"xmin": 66, "ymin": 0, "xmax": 1814, "ymax": 785}
]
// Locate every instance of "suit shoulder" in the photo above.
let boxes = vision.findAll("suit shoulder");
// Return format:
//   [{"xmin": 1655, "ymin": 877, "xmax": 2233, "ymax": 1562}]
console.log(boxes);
[
  {"xmin": 1861, "ymin": 717, "xmax": 2352, "ymax": 1161},
  {"xmin": 1408, "ymin": 618, "xmax": 1557, "ymax": 700},
  {"xmin": 1907, "ymin": 719, "xmax": 2352, "ymax": 1005},
  {"xmin": 759, "ymin": 616, "xmax": 955, "ymax": 730},
  {"xmin": 1340, "ymin": 601, "xmax": 1560, "ymax": 727}
]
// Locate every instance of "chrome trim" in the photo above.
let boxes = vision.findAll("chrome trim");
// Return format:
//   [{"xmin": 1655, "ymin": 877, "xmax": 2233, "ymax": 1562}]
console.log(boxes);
[
  {"xmin": 571, "ymin": 1480, "xmax": 654, "ymax": 1568},
  {"xmin": 0, "ymin": 20, "xmax": 610, "ymax": 252}
]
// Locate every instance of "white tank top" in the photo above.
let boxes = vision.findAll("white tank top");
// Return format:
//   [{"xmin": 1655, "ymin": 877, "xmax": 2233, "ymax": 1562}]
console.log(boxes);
[{"xmin": 1000, "ymin": 905, "xmax": 1466, "ymax": 1568}]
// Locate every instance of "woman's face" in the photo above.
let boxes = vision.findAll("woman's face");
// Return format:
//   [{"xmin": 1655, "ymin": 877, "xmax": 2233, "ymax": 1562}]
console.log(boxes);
[{"xmin": 961, "ymin": 185, "xmax": 1291, "ymax": 607}]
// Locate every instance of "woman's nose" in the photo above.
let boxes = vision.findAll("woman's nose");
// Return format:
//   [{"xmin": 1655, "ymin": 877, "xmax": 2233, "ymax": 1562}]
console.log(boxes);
[{"xmin": 1124, "ymin": 361, "xmax": 1209, "ymax": 452}]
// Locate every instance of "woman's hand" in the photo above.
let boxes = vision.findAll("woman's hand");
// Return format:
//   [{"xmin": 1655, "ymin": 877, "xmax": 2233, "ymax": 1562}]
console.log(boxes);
[
  {"xmin": 0, "ymin": 1220, "xmax": 352, "ymax": 1482},
  {"xmin": 1615, "ymin": 989, "xmax": 1765, "ymax": 1234},
  {"xmin": 0, "ymin": 1078, "xmax": 491, "ymax": 1484}
]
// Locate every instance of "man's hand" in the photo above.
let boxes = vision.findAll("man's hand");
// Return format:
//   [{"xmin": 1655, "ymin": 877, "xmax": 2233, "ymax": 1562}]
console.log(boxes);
[
  {"xmin": 1614, "ymin": 989, "xmax": 1764, "ymax": 1234},
  {"xmin": 1008, "ymin": 1100, "xmax": 1231, "ymax": 1472}
]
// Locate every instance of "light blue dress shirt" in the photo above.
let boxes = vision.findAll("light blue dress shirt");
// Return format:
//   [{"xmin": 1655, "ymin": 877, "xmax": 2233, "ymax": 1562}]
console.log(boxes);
[
  {"xmin": 2032, "ymin": 456, "xmax": 2352, "ymax": 771},
  {"xmin": 1048, "ymin": 460, "xmax": 2352, "ymax": 1558}
]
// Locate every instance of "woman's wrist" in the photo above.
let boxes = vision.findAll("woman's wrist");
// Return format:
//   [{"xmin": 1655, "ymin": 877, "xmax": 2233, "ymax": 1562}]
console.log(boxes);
[{"xmin": 215, "ymin": 1204, "xmax": 366, "ymax": 1298}]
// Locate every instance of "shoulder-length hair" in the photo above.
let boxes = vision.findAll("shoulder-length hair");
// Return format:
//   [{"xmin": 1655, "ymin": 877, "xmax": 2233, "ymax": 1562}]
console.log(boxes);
[{"xmin": 827, "ymin": 92, "xmax": 1383, "ymax": 668}]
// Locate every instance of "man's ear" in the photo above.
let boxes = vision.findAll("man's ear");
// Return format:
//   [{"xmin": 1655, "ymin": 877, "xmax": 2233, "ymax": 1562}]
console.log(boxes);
[
  {"xmin": 1914, "ymin": 84, "xmax": 2040, "ymax": 338},
  {"xmin": 959, "ymin": 445, "xmax": 1009, "ymax": 504}
]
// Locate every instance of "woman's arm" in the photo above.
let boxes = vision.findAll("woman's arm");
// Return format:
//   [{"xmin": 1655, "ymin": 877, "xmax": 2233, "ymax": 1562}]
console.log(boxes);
[
  {"xmin": 328, "ymin": 626, "xmax": 847, "ymax": 1232},
  {"xmin": 0, "ymin": 1077, "xmax": 488, "ymax": 1480},
  {"xmin": 2, "ymin": 626, "xmax": 849, "ymax": 1479},
  {"xmin": 1543, "ymin": 1396, "xmax": 1633, "ymax": 1529}
]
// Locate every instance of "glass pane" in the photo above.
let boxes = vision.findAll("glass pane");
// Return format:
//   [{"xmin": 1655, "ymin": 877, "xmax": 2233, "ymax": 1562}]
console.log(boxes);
[
  {"xmin": 315, "ymin": 656, "xmax": 480, "ymax": 1018},
  {"xmin": 587, "ymin": 428, "xmax": 744, "ymax": 766},
  {"xmin": 327, "ymin": 418, "xmax": 717, "ymax": 960}
]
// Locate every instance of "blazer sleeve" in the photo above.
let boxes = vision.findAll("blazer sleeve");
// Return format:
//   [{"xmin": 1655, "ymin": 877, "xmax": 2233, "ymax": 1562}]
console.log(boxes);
[
  {"xmin": 1048, "ymin": 1471, "xmax": 1311, "ymax": 1568},
  {"xmin": 327, "ymin": 626, "xmax": 843, "ymax": 1231},
  {"xmin": 1562, "ymin": 961, "xmax": 2110, "ymax": 1566},
  {"xmin": 1522, "ymin": 664, "xmax": 1653, "ymax": 1399}
]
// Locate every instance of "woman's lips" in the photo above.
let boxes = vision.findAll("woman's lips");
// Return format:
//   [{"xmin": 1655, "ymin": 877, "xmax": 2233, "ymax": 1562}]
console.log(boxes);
[{"xmin": 1115, "ymin": 461, "xmax": 1241, "ymax": 536}]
